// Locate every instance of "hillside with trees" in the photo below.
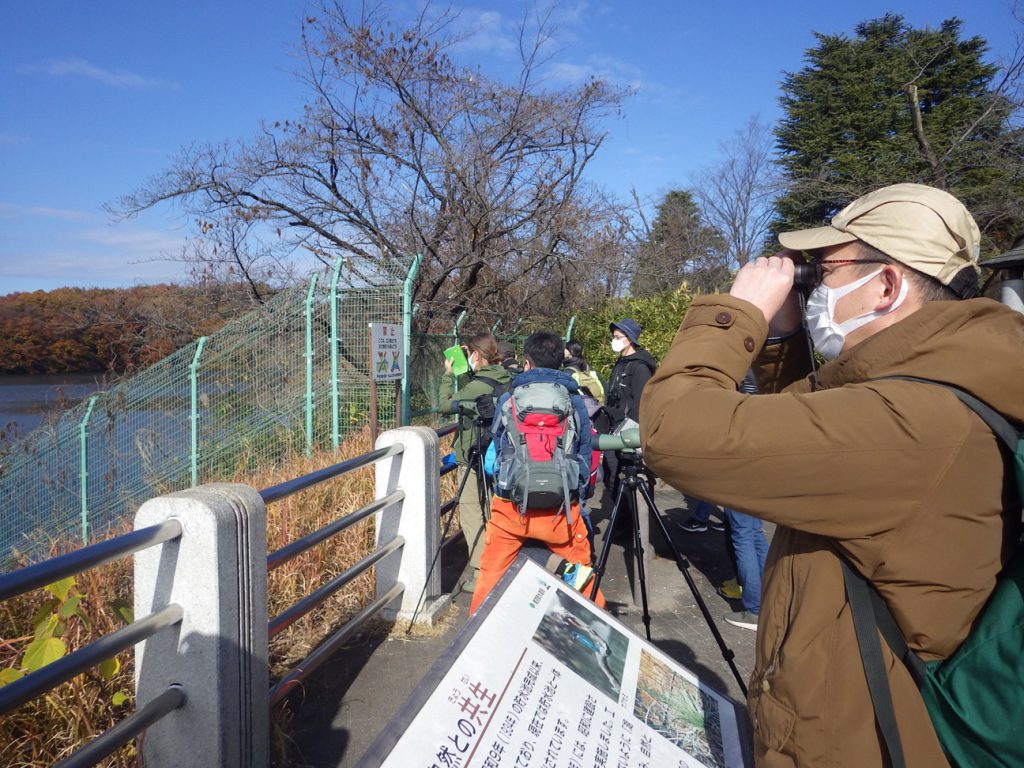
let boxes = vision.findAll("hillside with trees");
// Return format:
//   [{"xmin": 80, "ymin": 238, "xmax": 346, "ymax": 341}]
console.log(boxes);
[{"xmin": 0, "ymin": 284, "xmax": 258, "ymax": 374}]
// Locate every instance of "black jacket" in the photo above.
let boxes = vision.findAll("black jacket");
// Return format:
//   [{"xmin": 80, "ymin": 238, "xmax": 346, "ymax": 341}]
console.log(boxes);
[{"xmin": 606, "ymin": 347, "xmax": 656, "ymax": 425}]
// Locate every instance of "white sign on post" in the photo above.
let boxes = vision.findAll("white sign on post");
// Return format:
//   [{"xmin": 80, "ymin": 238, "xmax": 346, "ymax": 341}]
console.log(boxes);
[{"xmin": 370, "ymin": 323, "xmax": 404, "ymax": 382}]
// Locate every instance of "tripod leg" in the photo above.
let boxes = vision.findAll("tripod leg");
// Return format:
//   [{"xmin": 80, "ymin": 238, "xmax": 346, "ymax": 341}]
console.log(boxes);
[
  {"xmin": 407, "ymin": 463, "xmax": 474, "ymax": 631},
  {"xmin": 636, "ymin": 482, "xmax": 749, "ymax": 698},
  {"xmin": 629, "ymin": 481, "xmax": 653, "ymax": 641},
  {"xmin": 588, "ymin": 475, "xmax": 629, "ymax": 601}
]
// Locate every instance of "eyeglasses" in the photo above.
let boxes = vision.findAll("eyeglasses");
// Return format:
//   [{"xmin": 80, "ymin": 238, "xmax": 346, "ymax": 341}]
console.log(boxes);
[{"xmin": 794, "ymin": 258, "xmax": 892, "ymax": 288}]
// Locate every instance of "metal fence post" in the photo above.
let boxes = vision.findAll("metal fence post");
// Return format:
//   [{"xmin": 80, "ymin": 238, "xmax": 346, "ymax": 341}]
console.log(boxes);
[
  {"xmin": 564, "ymin": 315, "xmax": 576, "ymax": 342},
  {"xmin": 78, "ymin": 396, "xmax": 97, "ymax": 544},
  {"xmin": 134, "ymin": 483, "xmax": 269, "ymax": 768},
  {"xmin": 401, "ymin": 254, "xmax": 422, "ymax": 426},
  {"xmin": 189, "ymin": 337, "xmax": 207, "ymax": 486},
  {"xmin": 330, "ymin": 258, "xmax": 342, "ymax": 451},
  {"xmin": 304, "ymin": 273, "xmax": 320, "ymax": 456},
  {"xmin": 374, "ymin": 427, "xmax": 448, "ymax": 624}
]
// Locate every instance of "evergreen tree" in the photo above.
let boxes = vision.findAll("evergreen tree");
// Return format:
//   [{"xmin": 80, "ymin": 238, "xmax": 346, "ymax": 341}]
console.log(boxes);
[
  {"xmin": 631, "ymin": 190, "xmax": 728, "ymax": 296},
  {"xmin": 775, "ymin": 14, "xmax": 1024, "ymax": 250}
]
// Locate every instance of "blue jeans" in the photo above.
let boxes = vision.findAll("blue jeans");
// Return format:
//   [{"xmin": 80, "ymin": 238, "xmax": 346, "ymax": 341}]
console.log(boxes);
[
  {"xmin": 687, "ymin": 497, "xmax": 719, "ymax": 521},
  {"xmin": 724, "ymin": 508, "xmax": 769, "ymax": 614}
]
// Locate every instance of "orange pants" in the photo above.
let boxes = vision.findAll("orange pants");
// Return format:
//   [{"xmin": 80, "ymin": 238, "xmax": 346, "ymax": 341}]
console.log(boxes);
[{"xmin": 469, "ymin": 496, "xmax": 606, "ymax": 614}]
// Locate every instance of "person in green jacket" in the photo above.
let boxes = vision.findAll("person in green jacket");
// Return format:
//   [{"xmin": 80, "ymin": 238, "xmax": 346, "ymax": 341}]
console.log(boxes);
[{"xmin": 439, "ymin": 333, "xmax": 512, "ymax": 593}]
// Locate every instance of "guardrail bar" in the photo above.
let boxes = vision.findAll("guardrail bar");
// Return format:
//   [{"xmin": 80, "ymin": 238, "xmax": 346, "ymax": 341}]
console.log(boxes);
[
  {"xmin": 259, "ymin": 444, "xmax": 404, "ymax": 503},
  {"xmin": 0, "ymin": 603, "xmax": 183, "ymax": 715},
  {"xmin": 54, "ymin": 685, "xmax": 186, "ymax": 768},
  {"xmin": 269, "ymin": 581, "xmax": 405, "ymax": 706},
  {"xmin": 269, "ymin": 536, "xmax": 405, "ymax": 638},
  {"xmin": 0, "ymin": 520, "xmax": 183, "ymax": 603},
  {"xmin": 267, "ymin": 491, "xmax": 405, "ymax": 572}
]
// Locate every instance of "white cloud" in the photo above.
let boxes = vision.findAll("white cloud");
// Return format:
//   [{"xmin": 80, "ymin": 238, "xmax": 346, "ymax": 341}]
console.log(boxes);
[
  {"xmin": 22, "ymin": 58, "xmax": 175, "ymax": 89},
  {"xmin": 452, "ymin": 9, "xmax": 518, "ymax": 55},
  {"xmin": 546, "ymin": 54, "xmax": 644, "ymax": 91},
  {"xmin": 0, "ymin": 202, "xmax": 90, "ymax": 221}
]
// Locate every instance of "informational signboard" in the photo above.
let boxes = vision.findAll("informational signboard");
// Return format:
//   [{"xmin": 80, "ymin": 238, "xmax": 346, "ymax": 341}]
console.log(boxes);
[
  {"xmin": 358, "ymin": 558, "xmax": 751, "ymax": 768},
  {"xmin": 370, "ymin": 323, "xmax": 404, "ymax": 382}
]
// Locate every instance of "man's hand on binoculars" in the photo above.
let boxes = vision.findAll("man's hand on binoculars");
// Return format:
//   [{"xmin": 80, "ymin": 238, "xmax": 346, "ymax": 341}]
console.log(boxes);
[{"xmin": 730, "ymin": 252, "xmax": 801, "ymax": 334}]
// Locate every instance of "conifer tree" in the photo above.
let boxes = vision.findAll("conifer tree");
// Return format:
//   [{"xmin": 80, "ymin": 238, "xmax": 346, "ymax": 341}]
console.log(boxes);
[{"xmin": 775, "ymin": 14, "xmax": 1024, "ymax": 250}]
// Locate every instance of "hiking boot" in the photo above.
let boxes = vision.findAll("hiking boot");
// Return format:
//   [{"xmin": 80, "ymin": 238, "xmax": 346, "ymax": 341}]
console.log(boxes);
[
  {"xmin": 724, "ymin": 610, "xmax": 759, "ymax": 631},
  {"xmin": 709, "ymin": 517, "xmax": 726, "ymax": 532},
  {"xmin": 678, "ymin": 517, "xmax": 709, "ymax": 533},
  {"xmin": 718, "ymin": 578, "xmax": 742, "ymax": 600},
  {"xmin": 560, "ymin": 563, "xmax": 594, "ymax": 592}
]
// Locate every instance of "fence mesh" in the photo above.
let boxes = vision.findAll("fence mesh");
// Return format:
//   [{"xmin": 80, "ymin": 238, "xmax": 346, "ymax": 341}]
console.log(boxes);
[{"xmin": 0, "ymin": 262, "xmax": 408, "ymax": 567}]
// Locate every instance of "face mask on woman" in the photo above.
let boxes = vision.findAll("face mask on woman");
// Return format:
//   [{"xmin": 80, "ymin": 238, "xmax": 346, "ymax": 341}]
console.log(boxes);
[
  {"xmin": 611, "ymin": 337, "xmax": 628, "ymax": 353},
  {"xmin": 805, "ymin": 268, "xmax": 908, "ymax": 359}
]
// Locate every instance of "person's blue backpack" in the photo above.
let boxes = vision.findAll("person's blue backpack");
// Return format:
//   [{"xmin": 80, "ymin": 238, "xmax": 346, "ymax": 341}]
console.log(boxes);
[{"xmin": 843, "ymin": 377, "xmax": 1024, "ymax": 768}]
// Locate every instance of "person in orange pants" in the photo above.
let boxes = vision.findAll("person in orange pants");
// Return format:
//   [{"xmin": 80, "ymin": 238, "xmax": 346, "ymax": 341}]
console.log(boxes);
[{"xmin": 469, "ymin": 496, "xmax": 606, "ymax": 614}]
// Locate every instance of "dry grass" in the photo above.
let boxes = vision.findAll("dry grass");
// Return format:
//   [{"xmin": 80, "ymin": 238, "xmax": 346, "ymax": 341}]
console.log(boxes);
[{"xmin": 0, "ymin": 423, "xmax": 458, "ymax": 767}]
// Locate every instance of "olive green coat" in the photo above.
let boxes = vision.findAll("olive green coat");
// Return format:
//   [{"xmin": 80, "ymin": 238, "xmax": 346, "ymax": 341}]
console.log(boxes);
[{"xmin": 439, "ymin": 363, "xmax": 513, "ymax": 466}]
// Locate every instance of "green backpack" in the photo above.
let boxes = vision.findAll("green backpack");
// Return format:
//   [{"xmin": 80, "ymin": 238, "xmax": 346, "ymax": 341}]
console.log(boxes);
[{"xmin": 842, "ymin": 378, "xmax": 1024, "ymax": 768}]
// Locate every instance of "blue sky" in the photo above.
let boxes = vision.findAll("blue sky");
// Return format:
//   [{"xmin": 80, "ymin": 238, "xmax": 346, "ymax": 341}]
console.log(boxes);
[{"xmin": 1, "ymin": 1, "xmax": 1020, "ymax": 295}]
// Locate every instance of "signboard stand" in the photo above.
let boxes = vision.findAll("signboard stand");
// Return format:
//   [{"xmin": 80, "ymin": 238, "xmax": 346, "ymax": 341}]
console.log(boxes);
[
  {"xmin": 358, "ymin": 557, "xmax": 753, "ymax": 768},
  {"xmin": 369, "ymin": 323, "xmax": 405, "ymax": 441}
]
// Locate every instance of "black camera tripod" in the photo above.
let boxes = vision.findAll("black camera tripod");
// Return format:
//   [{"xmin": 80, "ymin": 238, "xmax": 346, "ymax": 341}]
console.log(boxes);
[{"xmin": 588, "ymin": 449, "xmax": 748, "ymax": 696}]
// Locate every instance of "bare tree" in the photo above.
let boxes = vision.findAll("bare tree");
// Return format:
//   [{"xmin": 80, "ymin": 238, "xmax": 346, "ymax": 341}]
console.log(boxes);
[
  {"xmin": 691, "ymin": 115, "xmax": 780, "ymax": 267},
  {"xmin": 113, "ymin": 1, "xmax": 627, "ymax": 330}
]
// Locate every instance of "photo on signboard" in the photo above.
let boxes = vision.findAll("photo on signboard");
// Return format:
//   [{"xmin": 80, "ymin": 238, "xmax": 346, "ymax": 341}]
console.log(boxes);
[
  {"xmin": 532, "ymin": 591, "xmax": 628, "ymax": 701},
  {"xmin": 634, "ymin": 649, "xmax": 725, "ymax": 768}
]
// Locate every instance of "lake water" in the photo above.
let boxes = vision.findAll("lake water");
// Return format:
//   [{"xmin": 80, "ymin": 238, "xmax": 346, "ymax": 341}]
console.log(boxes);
[{"xmin": 0, "ymin": 373, "xmax": 106, "ymax": 440}]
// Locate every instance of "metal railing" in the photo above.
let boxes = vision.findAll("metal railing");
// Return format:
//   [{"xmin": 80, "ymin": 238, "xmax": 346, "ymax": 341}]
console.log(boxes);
[
  {"xmin": 1, "ymin": 423, "xmax": 451, "ymax": 767},
  {"xmin": 262, "ymin": 442, "xmax": 409, "ymax": 706},
  {"xmin": 0, "ymin": 521, "xmax": 187, "ymax": 767}
]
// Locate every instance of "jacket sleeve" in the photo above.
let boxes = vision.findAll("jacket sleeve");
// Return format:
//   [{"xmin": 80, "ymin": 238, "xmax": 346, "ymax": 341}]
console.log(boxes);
[
  {"xmin": 573, "ymin": 396, "xmax": 593, "ymax": 494},
  {"xmin": 627, "ymin": 359, "xmax": 654, "ymax": 422},
  {"xmin": 442, "ymin": 373, "xmax": 488, "ymax": 415},
  {"xmin": 639, "ymin": 295, "xmax": 974, "ymax": 539}
]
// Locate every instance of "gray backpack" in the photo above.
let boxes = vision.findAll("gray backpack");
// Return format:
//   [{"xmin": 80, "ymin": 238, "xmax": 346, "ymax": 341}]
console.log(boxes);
[{"xmin": 494, "ymin": 381, "xmax": 580, "ymax": 516}]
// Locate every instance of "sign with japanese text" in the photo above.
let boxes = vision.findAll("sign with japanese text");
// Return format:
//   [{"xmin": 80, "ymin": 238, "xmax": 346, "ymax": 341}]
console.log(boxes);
[
  {"xmin": 358, "ymin": 558, "xmax": 751, "ymax": 768},
  {"xmin": 370, "ymin": 323, "xmax": 404, "ymax": 382}
]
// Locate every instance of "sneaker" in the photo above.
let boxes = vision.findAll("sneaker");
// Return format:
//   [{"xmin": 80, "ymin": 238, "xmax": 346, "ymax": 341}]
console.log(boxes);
[
  {"xmin": 724, "ymin": 610, "xmax": 758, "ymax": 631},
  {"xmin": 718, "ymin": 578, "xmax": 742, "ymax": 600},
  {"xmin": 561, "ymin": 563, "xmax": 594, "ymax": 592},
  {"xmin": 709, "ymin": 517, "xmax": 726, "ymax": 532},
  {"xmin": 677, "ymin": 517, "xmax": 709, "ymax": 533}
]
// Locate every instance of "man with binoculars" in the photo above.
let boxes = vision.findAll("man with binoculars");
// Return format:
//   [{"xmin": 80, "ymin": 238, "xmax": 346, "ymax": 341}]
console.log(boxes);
[{"xmin": 640, "ymin": 184, "xmax": 1024, "ymax": 767}]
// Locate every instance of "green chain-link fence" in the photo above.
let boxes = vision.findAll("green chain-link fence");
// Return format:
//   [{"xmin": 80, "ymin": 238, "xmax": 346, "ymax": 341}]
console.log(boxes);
[{"xmin": 0, "ymin": 258, "xmax": 412, "ymax": 567}]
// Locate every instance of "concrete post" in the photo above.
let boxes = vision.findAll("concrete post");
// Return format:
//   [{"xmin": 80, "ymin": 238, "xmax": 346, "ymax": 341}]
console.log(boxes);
[
  {"xmin": 374, "ymin": 427, "xmax": 449, "ymax": 624},
  {"xmin": 134, "ymin": 484, "xmax": 269, "ymax": 768}
]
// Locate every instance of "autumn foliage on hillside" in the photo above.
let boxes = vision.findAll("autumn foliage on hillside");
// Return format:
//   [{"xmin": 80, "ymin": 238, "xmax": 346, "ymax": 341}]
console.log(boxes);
[{"xmin": 0, "ymin": 284, "xmax": 262, "ymax": 374}]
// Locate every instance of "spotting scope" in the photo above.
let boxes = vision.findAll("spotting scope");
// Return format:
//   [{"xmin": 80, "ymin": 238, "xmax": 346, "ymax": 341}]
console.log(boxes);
[{"xmin": 595, "ymin": 427, "xmax": 641, "ymax": 452}]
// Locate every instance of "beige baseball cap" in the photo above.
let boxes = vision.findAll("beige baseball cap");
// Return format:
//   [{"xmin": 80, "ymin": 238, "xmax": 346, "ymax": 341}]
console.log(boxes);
[{"xmin": 779, "ymin": 183, "xmax": 981, "ymax": 295}]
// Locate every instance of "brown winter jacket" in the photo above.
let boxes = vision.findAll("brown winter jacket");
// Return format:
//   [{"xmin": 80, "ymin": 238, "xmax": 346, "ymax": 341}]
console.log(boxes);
[{"xmin": 640, "ymin": 294, "xmax": 1024, "ymax": 767}]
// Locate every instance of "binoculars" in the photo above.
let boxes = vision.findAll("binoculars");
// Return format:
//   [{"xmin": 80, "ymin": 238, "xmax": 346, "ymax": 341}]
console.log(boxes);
[
  {"xmin": 595, "ymin": 427, "xmax": 642, "ymax": 452},
  {"xmin": 791, "ymin": 261, "xmax": 821, "ymax": 289}
]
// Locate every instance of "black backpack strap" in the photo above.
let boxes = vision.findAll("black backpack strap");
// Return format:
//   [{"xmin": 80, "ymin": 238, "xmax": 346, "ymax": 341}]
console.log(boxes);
[
  {"xmin": 840, "ymin": 558, "xmax": 909, "ymax": 768},
  {"xmin": 842, "ymin": 376, "xmax": 1023, "ymax": 767}
]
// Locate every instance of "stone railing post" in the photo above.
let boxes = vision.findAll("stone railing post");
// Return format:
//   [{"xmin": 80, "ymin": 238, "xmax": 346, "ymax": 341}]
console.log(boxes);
[
  {"xmin": 374, "ymin": 426, "xmax": 448, "ymax": 624},
  {"xmin": 134, "ymin": 483, "xmax": 269, "ymax": 768}
]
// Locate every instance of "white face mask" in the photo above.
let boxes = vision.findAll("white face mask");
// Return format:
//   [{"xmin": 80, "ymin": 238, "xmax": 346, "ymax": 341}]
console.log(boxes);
[
  {"xmin": 611, "ymin": 337, "xmax": 628, "ymax": 353},
  {"xmin": 467, "ymin": 352, "xmax": 479, "ymax": 372},
  {"xmin": 805, "ymin": 267, "xmax": 908, "ymax": 359}
]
